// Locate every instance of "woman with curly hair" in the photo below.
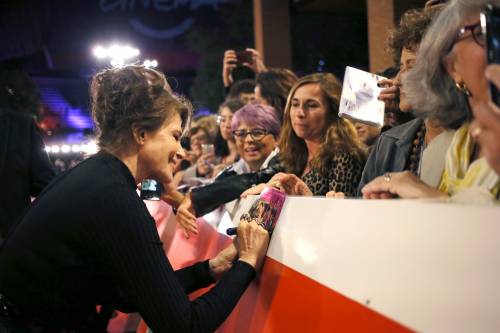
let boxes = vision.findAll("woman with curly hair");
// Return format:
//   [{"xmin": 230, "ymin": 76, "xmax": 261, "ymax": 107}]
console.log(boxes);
[
  {"xmin": 362, "ymin": 0, "xmax": 500, "ymax": 200},
  {"xmin": 358, "ymin": 5, "xmax": 451, "ymax": 195}
]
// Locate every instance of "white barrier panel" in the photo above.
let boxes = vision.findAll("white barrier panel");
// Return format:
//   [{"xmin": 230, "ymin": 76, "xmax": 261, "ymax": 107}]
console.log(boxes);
[
  {"xmin": 217, "ymin": 198, "xmax": 500, "ymax": 333},
  {"xmin": 131, "ymin": 198, "xmax": 500, "ymax": 333}
]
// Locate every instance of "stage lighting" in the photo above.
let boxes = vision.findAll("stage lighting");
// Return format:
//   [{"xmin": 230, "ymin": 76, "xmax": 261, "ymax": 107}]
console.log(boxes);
[
  {"xmin": 93, "ymin": 46, "xmax": 107, "ymax": 59},
  {"xmin": 143, "ymin": 59, "xmax": 158, "ymax": 68},
  {"xmin": 93, "ymin": 44, "xmax": 140, "ymax": 67},
  {"xmin": 61, "ymin": 145, "xmax": 71, "ymax": 153}
]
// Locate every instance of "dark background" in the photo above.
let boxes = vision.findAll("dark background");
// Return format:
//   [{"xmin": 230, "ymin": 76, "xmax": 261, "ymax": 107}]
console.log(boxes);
[{"xmin": 0, "ymin": 0, "xmax": 425, "ymax": 143}]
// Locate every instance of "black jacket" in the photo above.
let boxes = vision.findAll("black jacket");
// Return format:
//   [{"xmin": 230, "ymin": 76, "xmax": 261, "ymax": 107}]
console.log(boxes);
[
  {"xmin": 357, "ymin": 118, "xmax": 423, "ymax": 196},
  {"xmin": 0, "ymin": 109, "xmax": 55, "ymax": 238},
  {"xmin": 191, "ymin": 155, "xmax": 282, "ymax": 216}
]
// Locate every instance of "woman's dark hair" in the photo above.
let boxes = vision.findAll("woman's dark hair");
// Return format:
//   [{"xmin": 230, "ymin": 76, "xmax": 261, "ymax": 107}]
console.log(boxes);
[
  {"xmin": 214, "ymin": 99, "xmax": 245, "ymax": 157},
  {"xmin": 90, "ymin": 65, "xmax": 192, "ymax": 152},
  {"xmin": 227, "ymin": 79, "xmax": 255, "ymax": 100},
  {"xmin": 255, "ymin": 68, "xmax": 298, "ymax": 123}
]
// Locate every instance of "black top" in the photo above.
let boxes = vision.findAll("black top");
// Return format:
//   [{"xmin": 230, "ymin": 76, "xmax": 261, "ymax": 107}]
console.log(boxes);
[
  {"xmin": 0, "ymin": 151, "xmax": 255, "ymax": 332},
  {"xmin": 191, "ymin": 155, "xmax": 282, "ymax": 217},
  {"xmin": 0, "ymin": 109, "xmax": 55, "ymax": 239},
  {"xmin": 357, "ymin": 118, "xmax": 423, "ymax": 196}
]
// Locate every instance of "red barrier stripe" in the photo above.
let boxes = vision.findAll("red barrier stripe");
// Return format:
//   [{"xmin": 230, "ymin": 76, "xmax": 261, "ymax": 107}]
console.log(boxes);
[{"xmin": 218, "ymin": 257, "xmax": 413, "ymax": 333}]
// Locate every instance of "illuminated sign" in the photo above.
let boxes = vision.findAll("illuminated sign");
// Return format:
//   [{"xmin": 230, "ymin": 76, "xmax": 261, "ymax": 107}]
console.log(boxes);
[{"xmin": 100, "ymin": 0, "xmax": 232, "ymax": 39}]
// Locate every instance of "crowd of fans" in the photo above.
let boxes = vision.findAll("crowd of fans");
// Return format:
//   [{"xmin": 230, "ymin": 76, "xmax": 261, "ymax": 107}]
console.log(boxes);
[
  {"xmin": 172, "ymin": 0, "xmax": 500, "ymax": 233},
  {"xmin": 0, "ymin": 0, "xmax": 499, "ymax": 331}
]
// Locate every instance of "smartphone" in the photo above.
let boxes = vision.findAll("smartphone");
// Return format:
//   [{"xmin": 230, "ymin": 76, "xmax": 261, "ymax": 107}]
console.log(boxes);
[
  {"xmin": 201, "ymin": 143, "xmax": 215, "ymax": 156},
  {"xmin": 482, "ymin": 4, "xmax": 500, "ymax": 106},
  {"xmin": 140, "ymin": 179, "xmax": 163, "ymax": 201},
  {"xmin": 236, "ymin": 50, "xmax": 253, "ymax": 66}
]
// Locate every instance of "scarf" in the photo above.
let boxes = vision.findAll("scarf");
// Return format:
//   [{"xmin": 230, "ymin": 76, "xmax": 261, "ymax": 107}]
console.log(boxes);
[{"xmin": 439, "ymin": 124, "xmax": 500, "ymax": 198}]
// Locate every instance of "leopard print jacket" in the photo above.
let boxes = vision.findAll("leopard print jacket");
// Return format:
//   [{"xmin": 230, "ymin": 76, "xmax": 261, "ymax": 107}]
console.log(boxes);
[{"xmin": 302, "ymin": 151, "xmax": 364, "ymax": 196}]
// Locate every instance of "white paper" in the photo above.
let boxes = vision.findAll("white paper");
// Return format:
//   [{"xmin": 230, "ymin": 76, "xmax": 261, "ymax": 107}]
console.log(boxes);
[{"xmin": 339, "ymin": 66, "xmax": 386, "ymax": 127}]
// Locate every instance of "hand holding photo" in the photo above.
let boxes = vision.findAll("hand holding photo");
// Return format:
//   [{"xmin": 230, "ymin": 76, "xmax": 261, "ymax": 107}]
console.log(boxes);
[{"xmin": 226, "ymin": 187, "xmax": 286, "ymax": 236}]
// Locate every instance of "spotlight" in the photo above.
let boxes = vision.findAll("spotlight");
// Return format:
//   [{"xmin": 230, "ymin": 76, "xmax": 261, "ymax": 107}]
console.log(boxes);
[
  {"xmin": 92, "ymin": 44, "xmax": 140, "ymax": 67},
  {"xmin": 51, "ymin": 145, "xmax": 60, "ymax": 153},
  {"xmin": 61, "ymin": 145, "xmax": 71, "ymax": 153},
  {"xmin": 93, "ymin": 45, "xmax": 107, "ymax": 59},
  {"xmin": 143, "ymin": 59, "xmax": 158, "ymax": 68}
]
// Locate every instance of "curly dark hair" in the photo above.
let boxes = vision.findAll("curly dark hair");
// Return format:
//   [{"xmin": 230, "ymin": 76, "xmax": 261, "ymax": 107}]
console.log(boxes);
[
  {"xmin": 227, "ymin": 79, "xmax": 255, "ymax": 100},
  {"xmin": 387, "ymin": 5, "xmax": 444, "ymax": 65},
  {"xmin": 90, "ymin": 65, "xmax": 192, "ymax": 152}
]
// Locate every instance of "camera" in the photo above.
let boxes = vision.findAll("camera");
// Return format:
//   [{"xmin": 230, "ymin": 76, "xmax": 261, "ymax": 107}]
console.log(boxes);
[
  {"xmin": 482, "ymin": 4, "xmax": 500, "ymax": 106},
  {"xmin": 235, "ymin": 50, "xmax": 253, "ymax": 66},
  {"xmin": 140, "ymin": 179, "xmax": 163, "ymax": 201}
]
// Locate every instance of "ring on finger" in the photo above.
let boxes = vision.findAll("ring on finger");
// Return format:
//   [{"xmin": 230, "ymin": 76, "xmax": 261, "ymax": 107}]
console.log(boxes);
[{"xmin": 383, "ymin": 173, "xmax": 392, "ymax": 182}]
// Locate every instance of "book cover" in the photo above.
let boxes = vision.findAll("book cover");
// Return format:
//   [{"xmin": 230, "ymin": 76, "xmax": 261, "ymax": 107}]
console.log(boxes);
[{"xmin": 226, "ymin": 187, "xmax": 286, "ymax": 235}]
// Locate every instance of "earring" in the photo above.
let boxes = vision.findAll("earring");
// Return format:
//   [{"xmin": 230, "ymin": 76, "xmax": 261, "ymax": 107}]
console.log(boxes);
[{"xmin": 455, "ymin": 82, "xmax": 471, "ymax": 97}]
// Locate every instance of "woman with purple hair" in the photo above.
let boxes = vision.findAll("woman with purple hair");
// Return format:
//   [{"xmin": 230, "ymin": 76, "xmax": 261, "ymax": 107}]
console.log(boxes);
[
  {"xmin": 229, "ymin": 103, "xmax": 280, "ymax": 174},
  {"xmin": 175, "ymin": 103, "xmax": 282, "ymax": 236}
]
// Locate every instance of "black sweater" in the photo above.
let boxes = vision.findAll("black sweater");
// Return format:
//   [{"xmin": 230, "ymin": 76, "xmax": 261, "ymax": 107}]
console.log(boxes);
[
  {"xmin": 0, "ymin": 109, "xmax": 55, "ymax": 239},
  {"xmin": 0, "ymin": 151, "xmax": 255, "ymax": 332}
]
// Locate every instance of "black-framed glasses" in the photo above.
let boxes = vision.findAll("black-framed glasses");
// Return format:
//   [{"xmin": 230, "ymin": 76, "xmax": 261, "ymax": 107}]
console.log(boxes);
[
  {"xmin": 232, "ymin": 128, "xmax": 269, "ymax": 141},
  {"xmin": 454, "ymin": 21, "xmax": 486, "ymax": 48}
]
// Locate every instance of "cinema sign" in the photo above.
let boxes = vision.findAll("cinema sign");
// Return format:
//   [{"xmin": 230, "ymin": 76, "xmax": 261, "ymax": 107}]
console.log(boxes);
[{"xmin": 99, "ymin": 0, "xmax": 233, "ymax": 39}]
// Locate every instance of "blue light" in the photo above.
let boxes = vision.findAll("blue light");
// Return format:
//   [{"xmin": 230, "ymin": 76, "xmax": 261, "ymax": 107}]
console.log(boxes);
[{"xmin": 40, "ymin": 87, "xmax": 93, "ymax": 130}]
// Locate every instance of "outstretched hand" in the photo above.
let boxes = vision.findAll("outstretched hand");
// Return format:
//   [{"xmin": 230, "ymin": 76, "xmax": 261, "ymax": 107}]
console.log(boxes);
[
  {"xmin": 240, "ymin": 183, "xmax": 268, "ymax": 198},
  {"xmin": 361, "ymin": 171, "xmax": 446, "ymax": 199},
  {"xmin": 240, "ymin": 173, "xmax": 313, "ymax": 198},
  {"xmin": 175, "ymin": 193, "xmax": 198, "ymax": 238}
]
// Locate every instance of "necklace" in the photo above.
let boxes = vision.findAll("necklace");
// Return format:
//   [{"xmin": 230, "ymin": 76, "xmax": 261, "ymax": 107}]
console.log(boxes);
[{"xmin": 406, "ymin": 122, "xmax": 426, "ymax": 175}]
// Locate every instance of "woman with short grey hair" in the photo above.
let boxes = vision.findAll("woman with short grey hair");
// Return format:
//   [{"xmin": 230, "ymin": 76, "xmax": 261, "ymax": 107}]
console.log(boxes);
[{"xmin": 362, "ymin": 0, "xmax": 500, "ymax": 200}]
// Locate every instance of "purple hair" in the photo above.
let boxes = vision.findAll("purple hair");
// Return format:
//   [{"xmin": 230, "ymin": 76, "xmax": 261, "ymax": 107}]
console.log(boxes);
[{"xmin": 231, "ymin": 103, "xmax": 281, "ymax": 138}]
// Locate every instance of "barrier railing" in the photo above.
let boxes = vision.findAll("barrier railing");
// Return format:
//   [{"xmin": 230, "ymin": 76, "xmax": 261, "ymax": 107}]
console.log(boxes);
[{"xmin": 129, "ymin": 197, "xmax": 500, "ymax": 333}]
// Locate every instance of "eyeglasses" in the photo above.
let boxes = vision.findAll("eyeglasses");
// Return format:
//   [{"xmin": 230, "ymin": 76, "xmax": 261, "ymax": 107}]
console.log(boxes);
[
  {"xmin": 232, "ymin": 128, "xmax": 269, "ymax": 141},
  {"xmin": 453, "ymin": 21, "xmax": 486, "ymax": 49}
]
